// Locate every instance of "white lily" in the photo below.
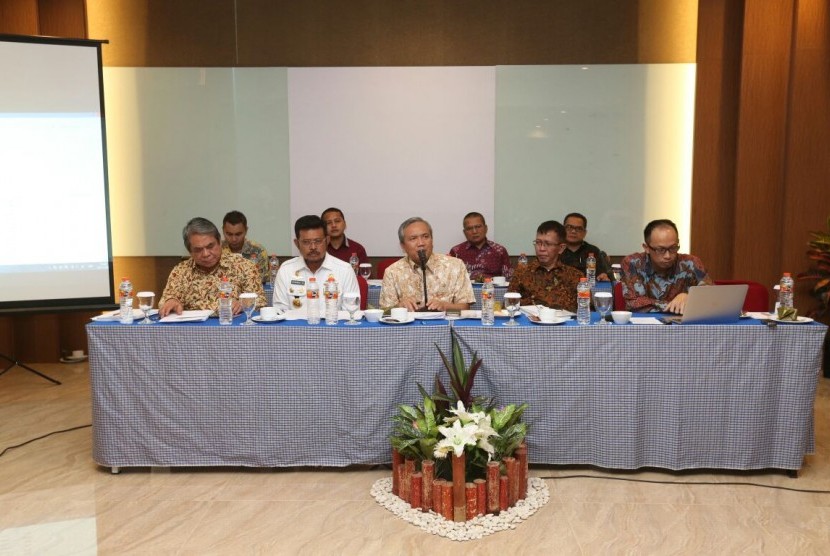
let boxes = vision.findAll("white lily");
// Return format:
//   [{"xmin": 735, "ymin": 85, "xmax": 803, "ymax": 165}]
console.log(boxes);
[
  {"xmin": 447, "ymin": 400, "xmax": 488, "ymax": 425},
  {"xmin": 434, "ymin": 419, "xmax": 479, "ymax": 458}
]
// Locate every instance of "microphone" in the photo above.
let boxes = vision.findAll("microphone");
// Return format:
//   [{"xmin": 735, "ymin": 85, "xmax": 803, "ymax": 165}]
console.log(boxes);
[{"xmin": 417, "ymin": 249, "xmax": 434, "ymax": 311}]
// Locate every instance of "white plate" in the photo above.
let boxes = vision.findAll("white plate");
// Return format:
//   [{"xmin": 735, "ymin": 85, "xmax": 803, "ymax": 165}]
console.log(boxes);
[
  {"xmin": 252, "ymin": 314, "xmax": 287, "ymax": 323},
  {"xmin": 528, "ymin": 316, "xmax": 569, "ymax": 325},
  {"xmin": 380, "ymin": 316, "xmax": 415, "ymax": 325},
  {"xmin": 771, "ymin": 316, "xmax": 814, "ymax": 324},
  {"xmin": 59, "ymin": 356, "xmax": 88, "ymax": 363}
]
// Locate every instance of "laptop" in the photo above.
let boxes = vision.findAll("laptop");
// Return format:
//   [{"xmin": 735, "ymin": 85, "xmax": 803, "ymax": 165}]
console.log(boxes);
[{"xmin": 666, "ymin": 284, "xmax": 748, "ymax": 324}]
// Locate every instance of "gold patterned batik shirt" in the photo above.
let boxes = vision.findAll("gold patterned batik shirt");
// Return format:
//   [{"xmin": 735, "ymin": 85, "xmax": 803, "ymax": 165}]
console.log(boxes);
[
  {"xmin": 507, "ymin": 259, "xmax": 583, "ymax": 312},
  {"xmin": 379, "ymin": 253, "xmax": 475, "ymax": 308},
  {"xmin": 159, "ymin": 252, "xmax": 266, "ymax": 311},
  {"xmin": 222, "ymin": 238, "xmax": 270, "ymax": 283}
]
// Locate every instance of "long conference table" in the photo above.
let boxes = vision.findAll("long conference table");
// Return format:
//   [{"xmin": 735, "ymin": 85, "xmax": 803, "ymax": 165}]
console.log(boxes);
[{"xmin": 87, "ymin": 312, "xmax": 827, "ymax": 473}]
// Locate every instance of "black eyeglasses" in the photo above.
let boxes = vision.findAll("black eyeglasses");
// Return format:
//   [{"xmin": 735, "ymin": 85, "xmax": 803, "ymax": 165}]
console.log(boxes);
[
  {"xmin": 648, "ymin": 244, "xmax": 680, "ymax": 256},
  {"xmin": 564, "ymin": 225, "xmax": 585, "ymax": 233}
]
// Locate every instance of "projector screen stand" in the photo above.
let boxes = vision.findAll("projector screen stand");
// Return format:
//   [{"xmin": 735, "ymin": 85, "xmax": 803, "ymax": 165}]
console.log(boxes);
[{"xmin": 0, "ymin": 353, "xmax": 61, "ymax": 385}]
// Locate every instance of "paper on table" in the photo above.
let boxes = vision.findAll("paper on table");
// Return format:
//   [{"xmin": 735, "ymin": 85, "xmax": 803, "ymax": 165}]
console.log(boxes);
[
  {"xmin": 746, "ymin": 311, "xmax": 774, "ymax": 320},
  {"xmin": 520, "ymin": 306, "xmax": 575, "ymax": 318},
  {"xmin": 413, "ymin": 311, "xmax": 445, "ymax": 320},
  {"xmin": 283, "ymin": 309, "xmax": 363, "ymax": 321},
  {"xmin": 158, "ymin": 310, "xmax": 212, "ymax": 323},
  {"xmin": 630, "ymin": 317, "xmax": 664, "ymax": 325},
  {"xmin": 91, "ymin": 309, "xmax": 157, "ymax": 321}
]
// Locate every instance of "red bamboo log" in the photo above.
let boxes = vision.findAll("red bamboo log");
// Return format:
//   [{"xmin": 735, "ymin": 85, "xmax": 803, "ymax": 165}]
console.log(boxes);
[
  {"xmin": 432, "ymin": 480, "xmax": 443, "ymax": 515},
  {"xmin": 465, "ymin": 483, "xmax": 477, "ymax": 519},
  {"xmin": 486, "ymin": 461, "xmax": 500, "ymax": 514},
  {"xmin": 421, "ymin": 460, "xmax": 435, "ymax": 511},
  {"xmin": 392, "ymin": 450, "xmax": 403, "ymax": 496},
  {"xmin": 505, "ymin": 456, "xmax": 519, "ymax": 506},
  {"xmin": 410, "ymin": 473, "xmax": 423, "ymax": 510},
  {"xmin": 515, "ymin": 445, "xmax": 528, "ymax": 500},
  {"xmin": 499, "ymin": 475, "xmax": 509, "ymax": 511},
  {"xmin": 451, "ymin": 453, "xmax": 467, "ymax": 522},
  {"xmin": 474, "ymin": 478, "xmax": 486, "ymax": 516},
  {"xmin": 402, "ymin": 459, "xmax": 415, "ymax": 503},
  {"xmin": 441, "ymin": 481, "xmax": 453, "ymax": 521}
]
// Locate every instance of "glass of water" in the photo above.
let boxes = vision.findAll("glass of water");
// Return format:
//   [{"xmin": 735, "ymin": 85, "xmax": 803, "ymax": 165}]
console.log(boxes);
[
  {"xmin": 342, "ymin": 292, "xmax": 360, "ymax": 325},
  {"xmin": 359, "ymin": 263, "xmax": 372, "ymax": 280},
  {"xmin": 503, "ymin": 292, "xmax": 522, "ymax": 326},
  {"xmin": 593, "ymin": 291, "xmax": 613, "ymax": 325},
  {"xmin": 136, "ymin": 291, "xmax": 155, "ymax": 324},
  {"xmin": 239, "ymin": 293, "xmax": 257, "ymax": 325}
]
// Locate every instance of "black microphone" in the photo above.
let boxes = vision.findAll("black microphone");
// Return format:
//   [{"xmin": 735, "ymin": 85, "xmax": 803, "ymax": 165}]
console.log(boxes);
[{"xmin": 417, "ymin": 249, "xmax": 434, "ymax": 311}]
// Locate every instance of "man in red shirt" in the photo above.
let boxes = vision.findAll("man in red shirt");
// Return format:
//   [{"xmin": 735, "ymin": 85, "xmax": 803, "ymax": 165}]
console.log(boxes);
[{"xmin": 321, "ymin": 207, "xmax": 369, "ymax": 267}]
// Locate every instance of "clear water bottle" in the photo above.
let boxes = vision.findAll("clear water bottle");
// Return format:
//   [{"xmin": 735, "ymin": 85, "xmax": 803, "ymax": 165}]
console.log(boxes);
[
  {"xmin": 778, "ymin": 272, "xmax": 794, "ymax": 309},
  {"xmin": 269, "ymin": 255, "xmax": 280, "ymax": 288},
  {"xmin": 349, "ymin": 252, "xmax": 359, "ymax": 274},
  {"xmin": 481, "ymin": 278, "xmax": 495, "ymax": 326},
  {"xmin": 586, "ymin": 252, "xmax": 597, "ymax": 288},
  {"xmin": 306, "ymin": 277, "xmax": 320, "ymax": 324},
  {"xmin": 518, "ymin": 253, "xmax": 528, "ymax": 267},
  {"xmin": 119, "ymin": 277, "xmax": 134, "ymax": 324},
  {"xmin": 577, "ymin": 277, "xmax": 591, "ymax": 325},
  {"xmin": 324, "ymin": 275, "xmax": 339, "ymax": 325},
  {"xmin": 218, "ymin": 276, "xmax": 233, "ymax": 325}
]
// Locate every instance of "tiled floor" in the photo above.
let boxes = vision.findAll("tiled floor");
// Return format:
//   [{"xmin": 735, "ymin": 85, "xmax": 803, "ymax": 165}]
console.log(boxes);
[{"xmin": 1, "ymin": 363, "xmax": 829, "ymax": 555}]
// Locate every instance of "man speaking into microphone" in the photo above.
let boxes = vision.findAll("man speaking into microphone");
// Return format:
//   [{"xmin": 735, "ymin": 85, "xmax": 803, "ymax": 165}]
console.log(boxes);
[{"xmin": 379, "ymin": 217, "xmax": 475, "ymax": 312}]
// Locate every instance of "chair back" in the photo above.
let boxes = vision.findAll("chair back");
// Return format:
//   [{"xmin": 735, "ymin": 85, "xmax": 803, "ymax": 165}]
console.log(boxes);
[
  {"xmin": 357, "ymin": 274, "xmax": 369, "ymax": 310},
  {"xmin": 613, "ymin": 282, "xmax": 626, "ymax": 311},
  {"xmin": 714, "ymin": 280, "xmax": 769, "ymax": 312},
  {"xmin": 377, "ymin": 257, "xmax": 399, "ymax": 279}
]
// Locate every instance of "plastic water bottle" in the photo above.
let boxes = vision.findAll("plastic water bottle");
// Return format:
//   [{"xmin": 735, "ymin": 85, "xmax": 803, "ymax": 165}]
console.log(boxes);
[
  {"xmin": 481, "ymin": 278, "xmax": 495, "ymax": 326},
  {"xmin": 577, "ymin": 277, "xmax": 591, "ymax": 325},
  {"xmin": 778, "ymin": 272, "xmax": 794, "ymax": 309},
  {"xmin": 119, "ymin": 277, "xmax": 134, "ymax": 324},
  {"xmin": 306, "ymin": 277, "xmax": 320, "ymax": 324},
  {"xmin": 269, "ymin": 255, "xmax": 280, "ymax": 288},
  {"xmin": 218, "ymin": 276, "xmax": 233, "ymax": 325},
  {"xmin": 586, "ymin": 252, "xmax": 597, "ymax": 288},
  {"xmin": 349, "ymin": 252, "xmax": 359, "ymax": 274},
  {"xmin": 518, "ymin": 253, "xmax": 528, "ymax": 267},
  {"xmin": 324, "ymin": 275, "xmax": 339, "ymax": 325}
]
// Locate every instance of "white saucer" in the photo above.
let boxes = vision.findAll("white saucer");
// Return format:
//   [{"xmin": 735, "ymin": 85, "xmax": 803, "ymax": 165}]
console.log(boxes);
[
  {"xmin": 528, "ymin": 317, "xmax": 568, "ymax": 325},
  {"xmin": 771, "ymin": 316, "xmax": 813, "ymax": 324},
  {"xmin": 252, "ymin": 314, "xmax": 286, "ymax": 323},
  {"xmin": 380, "ymin": 316, "xmax": 415, "ymax": 325},
  {"xmin": 60, "ymin": 355, "xmax": 88, "ymax": 363}
]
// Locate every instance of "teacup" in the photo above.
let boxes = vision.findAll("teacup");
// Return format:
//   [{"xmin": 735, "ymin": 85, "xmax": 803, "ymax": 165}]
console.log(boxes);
[
  {"xmin": 539, "ymin": 307, "xmax": 557, "ymax": 323},
  {"xmin": 364, "ymin": 309, "xmax": 383, "ymax": 322},
  {"xmin": 492, "ymin": 276, "xmax": 507, "ymax": 286},
  {"xmin": 259, "ymin": 306, "xmax": 279, "ymax": 321},
  {"xmin": 390, "ymin": 307, "xmax": 409, "ymax": 322},
  {"xmin": 71, "ymin": 350, "xmax": 85, "ymax": 358},
  {"xmin": 611, "ymin": 311, "xmax": 632, "ymax": 325}
]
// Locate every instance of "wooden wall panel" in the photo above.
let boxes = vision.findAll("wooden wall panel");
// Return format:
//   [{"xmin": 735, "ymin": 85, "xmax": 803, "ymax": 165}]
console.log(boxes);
[
  {"xmin": 37, "ymin": 0, "xmax": 86, "ymax": 37},
  {"xmin": 0, "ymin": 0, "xmax": 39, "ymax": 34}
]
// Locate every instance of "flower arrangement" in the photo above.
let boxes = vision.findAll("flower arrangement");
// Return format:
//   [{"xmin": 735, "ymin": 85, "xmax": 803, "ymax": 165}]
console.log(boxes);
[{"xmin": 389, "ymin": 329, "xmax": 529, "ymax": 522}]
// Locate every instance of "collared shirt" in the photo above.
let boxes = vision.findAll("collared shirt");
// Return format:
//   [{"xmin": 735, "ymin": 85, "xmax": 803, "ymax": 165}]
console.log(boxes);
[
  {"xmin": 379, "ymin": 253, "xmax": 475, "ymax": 309},
  {"xmin": 272, "ymin": 253, "xmax": 360, "ymax": 312},
  {"xmin": 448, "ymin": 239, "xmax": 513, "ymax": 281},
  {"xmin": 621, "ymin": 252, "xmax": 713, "ymax": 312},
  {"xmin": 507, "ymin": 259, "xmax": 583, "ymax": 312},
  {"xmin": 221, "ymin": 238, "xmax": 270, "ymax": 283},
  {"xmin": 560, "ymin": 241, "xmax": 611, "ymax": 278},
  {"xmin": 327, "ymin": 237, "xmax": 369, "ymax": 267},
  {"xmin": 159, "ymin": 251, "xmax": 266, "ymax": 311}
]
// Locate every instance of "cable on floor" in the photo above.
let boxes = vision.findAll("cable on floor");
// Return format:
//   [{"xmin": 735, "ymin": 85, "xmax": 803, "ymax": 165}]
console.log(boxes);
[
  {"xmin": 0, "ymin": 424, "xmax": 91, "ymax": 459},
  {"xmin": 536, "ymin": 473, "xmax": 830, "ymax": 494}
]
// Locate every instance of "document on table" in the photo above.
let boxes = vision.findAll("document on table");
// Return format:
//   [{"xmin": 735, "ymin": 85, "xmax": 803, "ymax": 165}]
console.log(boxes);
[
  {"xmin": 158, "ymin": 310, "xmax": 213, "ymax": 323},
  {"xmin": 630, "ymin": 317, "xmax": 664, "ymax": 325}
]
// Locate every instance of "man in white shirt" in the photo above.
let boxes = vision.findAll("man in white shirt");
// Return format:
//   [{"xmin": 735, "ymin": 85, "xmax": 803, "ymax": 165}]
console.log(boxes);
[{"xmin": 272, "ymin": 215, "xmax": 359, "ymax": 313}]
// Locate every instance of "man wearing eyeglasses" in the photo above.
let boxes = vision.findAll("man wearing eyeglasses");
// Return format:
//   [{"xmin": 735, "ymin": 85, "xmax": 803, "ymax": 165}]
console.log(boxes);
[
  {"xmin": 621, "ymin": 219, "xmax": 712, "ymax": 313},
  {"xmin": 507, "ymin": 220, "xmax": 583, "ymax": 312},
  {"xmin": 159, "ymin": 217, "xmax": 266, "ymax": 317},
  {"xmin": 272, "ymin": 215, "xmax": 359, "ymax": 312},
  {"xmin": 560, "ymin": 212, "xmax": 611, "ymax": 281},
  {"xmin": 448, "ymin": 212, "xmax": 512, "ymax": 281}
]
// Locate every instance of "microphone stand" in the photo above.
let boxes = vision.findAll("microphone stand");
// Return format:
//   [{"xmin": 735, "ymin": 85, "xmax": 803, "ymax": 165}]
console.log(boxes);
[{"xmin": 417, "ymin": 250, "xmax": 440, "ymax": 312}]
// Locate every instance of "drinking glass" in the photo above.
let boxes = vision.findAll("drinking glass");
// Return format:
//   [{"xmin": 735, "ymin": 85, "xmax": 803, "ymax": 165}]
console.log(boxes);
[
  {"xmin": 239, "ymin": 293, "xmax": 257, "ymax": 325},
  {"xmin": 359, "ymin": 263, "xmax": 372, "ymax": 280},
  {"xmin": 136, "ymin": 291, "xmax": 155, "ymax": 324},
  {"xmin": 503, "ymin": 292, "xmax": 521, "ymax": 326},
  {"xmin": 593, "ymin": 291, "xmax": 613, "ymax": 325},
  {"xmin": 342, "ymin": 292, "xmax": 360, "ymax": 325}
]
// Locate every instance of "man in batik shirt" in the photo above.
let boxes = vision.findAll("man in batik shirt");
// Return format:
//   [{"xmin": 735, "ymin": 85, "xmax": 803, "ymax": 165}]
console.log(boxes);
[
  {"xmin": 221, "ymin": 210, "xmax": 270, "ymax": 283},
  {"xmin": 508, "ymin": 220, "xmax": 582, "ymax": 313},
  {"xmin": 449, "ymin": 212, "xmax": 512, "ymax": 281},
  {"xmin": 159, "ymin": 217, "xmax": 266, "ymax": 316},
  {"xmin": 621, "ymin": 218, "xmax": 713, "ymax": 314},
  {"xmin": 380, "ymin": 217, "xmax": 475, "ymax": 312}
]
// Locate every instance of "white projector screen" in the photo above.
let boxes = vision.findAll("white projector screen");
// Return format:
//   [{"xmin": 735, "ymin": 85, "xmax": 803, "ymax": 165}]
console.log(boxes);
[{"xmin": 0, "ymin": 35, "xmax": 113, "ymax": 312}]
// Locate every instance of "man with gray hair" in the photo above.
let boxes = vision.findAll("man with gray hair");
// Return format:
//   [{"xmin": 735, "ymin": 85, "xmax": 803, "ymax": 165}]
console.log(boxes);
[
  {"xmin": 379, "ymin": 217, "xmax": 475, "ymax": 311},
  {"xmin": 159, "ymin": 217, "xmax": 266, "ymax": 317}
]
